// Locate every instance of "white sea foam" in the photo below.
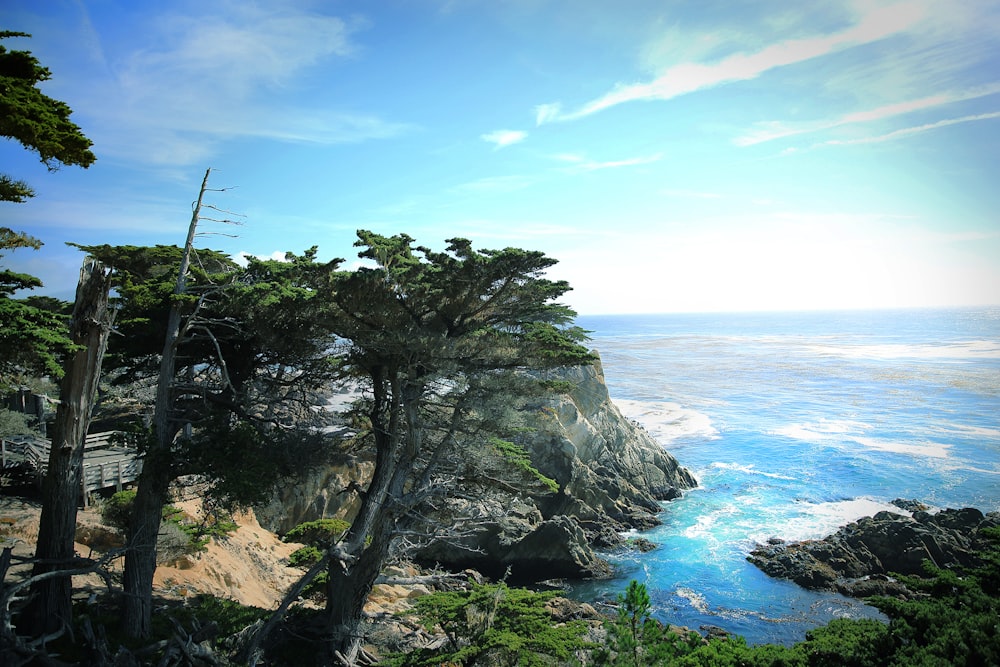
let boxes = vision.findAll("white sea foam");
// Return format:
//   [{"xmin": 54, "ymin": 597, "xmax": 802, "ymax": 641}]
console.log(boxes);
[
  {"xmin": 613, "ymin": 398, "xmax": 719, "ymax": 443},
  {"xmin": 675, "ymin": 587, "xmax": 711, "ymax": 614},
  {"xmin": 773, "ymin": 419, "xmax": 951, "ymax": 459},
  {"xmin": 807, "ymin": 339, "xmax": 1000, "ymax": 361},
  {"xmin": 931, "ymin": 423, "xmax": 1000, "ymax": 439},
  {"xmin": 852, "ymin": 436, "xmax": 951, "ymax": 459},
  {"xmin": 710, "ymin": 461, "xmax": 797, "ymax": 481},
  {"xmin": 748, "ymin": 497, "xmax": 910, "ymax": 546},
  {"xmin": 771, "ymin": 418, "xmax": 872, "ymax": 442},
  {"xmin": 684, "ymin": 504, "xmax": 738, "ymax": 540}
]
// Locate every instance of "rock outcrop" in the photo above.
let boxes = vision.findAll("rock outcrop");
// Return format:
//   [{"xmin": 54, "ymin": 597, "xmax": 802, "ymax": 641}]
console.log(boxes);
[
  {"xmin": 748, "ymin": 505, "xmax": 1000, "ymax": 597},
  {"xmin": 520, "ymin": 358, "xmax": 697, "ymax": 536},
  {"xmin": 259, "ymin": 356, "xmax": 696, "ymax": 582}
]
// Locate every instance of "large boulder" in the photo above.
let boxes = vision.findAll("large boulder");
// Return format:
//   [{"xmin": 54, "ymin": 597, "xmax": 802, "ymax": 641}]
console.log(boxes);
[{"xmin": 748, "ymin": 506, "xmax": 1000, "ymax": 597}]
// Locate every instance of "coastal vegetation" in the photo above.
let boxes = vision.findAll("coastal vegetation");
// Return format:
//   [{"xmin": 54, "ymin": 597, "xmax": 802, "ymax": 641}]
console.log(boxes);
[
  {"xmin": 391, "ymin": 529, "xmax": 1000, "ymax": 666},
  {"xmin": 2, "ymin": 29, "xmax": 997, "ymax": 667}
]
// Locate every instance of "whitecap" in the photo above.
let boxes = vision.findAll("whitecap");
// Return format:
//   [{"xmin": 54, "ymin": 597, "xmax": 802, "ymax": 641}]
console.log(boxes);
[
  {"xmin": 747, "ymin": 497, "xmax": 909, "ymax": 546},
  {"xmin": 675, "ymin": 587, "xmax": 712, "ymax": 614},
  {"xmin": 807, "ymin": 340, "xmax": 1000, "ymax": 361},
  {"xmin": 710, "ymin": 461, "xmax": 797, "ymax": 481},
  {"xmin": 851, "ymin": 436, "xmax": 951, "ymax": 459}
]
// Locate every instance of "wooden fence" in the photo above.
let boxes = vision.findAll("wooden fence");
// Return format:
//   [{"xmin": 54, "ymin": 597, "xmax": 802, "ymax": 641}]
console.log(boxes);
[{"xmin": 1, "ymin": 431, "xmax": 142, "ymax": 507}]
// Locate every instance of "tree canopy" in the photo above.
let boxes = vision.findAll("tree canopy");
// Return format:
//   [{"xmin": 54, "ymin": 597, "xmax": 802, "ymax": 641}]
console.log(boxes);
[
  {"xmin": 301, "ymin": 231, "xmax": 594, "ymax": 662},
  {"xmin": 0, "ymin": 228, "xmax": 74, "ymax": 386},
  {"xmin": 0, "ymin": 31, "xmax": 96, "ymax": 203}
]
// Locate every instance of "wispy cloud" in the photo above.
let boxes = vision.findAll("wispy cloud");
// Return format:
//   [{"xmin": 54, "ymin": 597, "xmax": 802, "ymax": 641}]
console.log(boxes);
[
  {"xmin": 536, "ymin": 1, "xmax": 925, "ymax": 124},
  {"xmin": 554, "ymin": 152, "xmax": 663, "ymax": 172},
  {"xmin": 818, "ymin": 111, "xmax": 1000, "ymax": 146},
  {"xmin": 450, "ymin": 174, "xmax": 536, "ymax": 194},
  {"xmin": 736, "ymin": 83, "xmax": 1000, "ymax": 146},
  {"xmin": 66, "ymin": 3, "xmax": 409, "ymax": 167},
  {"xmin": 481, "ymin": 129, "xmax": 527, "ymax": 149}
]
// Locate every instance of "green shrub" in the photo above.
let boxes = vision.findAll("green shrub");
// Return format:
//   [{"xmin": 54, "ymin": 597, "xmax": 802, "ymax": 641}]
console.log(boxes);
[
  {"xmin": 389, "ymin": 581, "xmax": 592, "ymax": 666},
  {"xmin": 288, "ymin": 545, "xmax": 324, "ymax": 568},
  {"xmin": 100, "ymin": 489, "xmax": 237, "ymax": 554},
  {"xmin": 490, "ymin": 437, "xmax": 559, "ymax": 493},
  {"xmin": 283, "ymin": 518, "xmax": 350, "ymax": 546},
  {"xmin": 101, "ymin": 489, "xmax": 137, "ymax": 532}
]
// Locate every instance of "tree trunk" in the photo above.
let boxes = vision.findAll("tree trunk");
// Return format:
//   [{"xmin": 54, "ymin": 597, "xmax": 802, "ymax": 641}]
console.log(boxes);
[
  {"xmin": 25, "ymin": 259, "xmax": 112, "ymax": 635},
  {"xmin": 324, "ymin": 379, "xmax": 426, "ymax": 663},
  {"xmin": 120, "ymin": 450, "xmax": 173, "ymax": 638},
  {"xmin": 324, "ymin": 506, "xmax": 396, "ymax": 664},
  {"xmin": 122, "ymin": 168, "xmax": 209, "ymax": 639}
]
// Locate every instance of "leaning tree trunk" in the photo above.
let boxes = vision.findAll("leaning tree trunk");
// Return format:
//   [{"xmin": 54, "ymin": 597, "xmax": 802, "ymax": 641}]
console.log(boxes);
[
  {"xmin": 122, "ymin": 168, "xmax": 209, "ymax": 639},
  {"xmin": 25, "ymin": 258, "xmax": 112, "ymax": 636},
  {"xmin": 325, "ymin": 384, "xmax": 425, "ymax": 664}
]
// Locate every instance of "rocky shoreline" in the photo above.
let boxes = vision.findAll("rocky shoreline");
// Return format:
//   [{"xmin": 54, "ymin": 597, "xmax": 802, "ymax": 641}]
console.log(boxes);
[{"xmin": 747, "ymin": 499, "xmax": 1000, "ymax": 598}]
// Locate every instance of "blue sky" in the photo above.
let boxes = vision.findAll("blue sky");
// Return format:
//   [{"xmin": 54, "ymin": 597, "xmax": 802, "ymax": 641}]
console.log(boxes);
[{"xmin": 2, "ymin": 0, "xmax": 998, "ymax": 314}]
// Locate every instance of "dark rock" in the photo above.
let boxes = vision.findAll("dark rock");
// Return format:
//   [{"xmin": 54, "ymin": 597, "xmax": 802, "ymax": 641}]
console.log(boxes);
[
  {"xmin": 626, "ymin": 537, "xmax": 658, "ymax": 553},
  {"xmin": 701, "ymin": 625, "xmax": 731, "ymax": 641},
  {"xmin": 891, "ymin": 498, "xmax": 929, "ymax": 512},
  {"xmin": 748, "ymin": 506, "xmax": 1000, "ymax": 596}
]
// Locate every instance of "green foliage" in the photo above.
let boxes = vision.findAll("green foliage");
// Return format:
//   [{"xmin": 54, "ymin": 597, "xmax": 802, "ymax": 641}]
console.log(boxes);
[
  {"xmin": 390, "ymin": 582, "xmax": 593, "ymax": 667},
  {"xmin": 182, "ymin": 417, "xmax": 330, "ymax": 511},
  {"xmin": 537, "ymin": 379, "xmax": 576, "ymax": 394},
  {"xmin": 0, "ymin": 31, "xmax": 96, "ymax": 203},
  {"xmin": 0, "ymin": 228, "xmax": 75, "ymax": 386},
  {"xmin": 798, "ymin": 618, "xmax": 889, "ymax": 667},
  {"xmin": 490, "ymin": 437, "xmax": 559, "ymax": 493},
  {"xmin": 100, "ymin": 489, "xmax": 236, "ymax": 554},
  {"xmin": 280, "ymin": 519, "xmax": 345, "ymax": 599},
  {"xmin": 100, "ymin": 490, "xmax": 138, "ymax": 533},
  {"xmin": 283, "ymin": 518, "xmax": 351, "ymax": 547},
  {"xmin": 592, "ymin": 528, "xmax": 1000, "ymax": 666},
  {"xmin": 864, "ymin": 526, "xmax": 1000, "ymax": 666},
  {"xmin": 288, "ymin": 545, "xmax": 324, "ymax": 568},
  {"xmin": 595, "ymin": 580, "xmax": 702, "ymax": 667},
  {"xmin": 0, "ymin": 407, "xmax": 34, "ymax": 437}
]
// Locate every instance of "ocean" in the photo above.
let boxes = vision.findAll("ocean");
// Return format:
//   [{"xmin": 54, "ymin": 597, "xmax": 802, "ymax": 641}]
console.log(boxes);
[{"xmin": 568, "ymin": 307, "xmax": 1000, "ymax": 646}]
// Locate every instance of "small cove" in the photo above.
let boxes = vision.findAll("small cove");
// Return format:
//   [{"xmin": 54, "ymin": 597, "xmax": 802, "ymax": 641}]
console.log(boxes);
[{"xmin": 567, "ymin": 308, "xmax": 1000, "ymax": 645}]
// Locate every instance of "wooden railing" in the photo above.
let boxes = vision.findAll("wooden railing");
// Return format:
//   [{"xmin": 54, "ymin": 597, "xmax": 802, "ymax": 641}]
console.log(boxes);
[{"xmin": 1, "ymin": 431, "xmax": 143, "ymax": 506}]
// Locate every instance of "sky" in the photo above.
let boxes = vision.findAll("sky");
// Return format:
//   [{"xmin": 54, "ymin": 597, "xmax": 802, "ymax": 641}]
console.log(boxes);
[{"xmin": 1, "ymin": 0, "xmax": 999, "ymax": 315}]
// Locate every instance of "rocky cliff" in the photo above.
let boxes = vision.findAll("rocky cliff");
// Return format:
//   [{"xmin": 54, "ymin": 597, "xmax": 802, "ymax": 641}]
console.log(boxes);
[
  {"xmin": 748, "ymin": 502, "xmax": 1000, "ymax": 597},
  {"xmin": 258, "ymin": 356, "xmax": 696, "ymax": 582},
  {"xmin": 518, "ymin": 358, "xmax": 697, "ymax": 544}
]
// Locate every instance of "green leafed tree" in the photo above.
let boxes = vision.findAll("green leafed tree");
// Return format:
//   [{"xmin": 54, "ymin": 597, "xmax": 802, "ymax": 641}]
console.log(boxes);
[
  {"xmin": 0, "ymin": 31, "xmax": 95, "ymax": 203},
  {"xmin": 248, "ymin": 231, "xmax": 595, "ymax": 664},
  {"xmin": 1, "ymin": 30, "xmax": 94, "ymax": 388},
  {"xmin": 80, "ymin": 230, "xmax": 343, "ymax": 638},
  {"xmin": 0, "ymin": 228, "xmax": 74, "ymax": 388}
]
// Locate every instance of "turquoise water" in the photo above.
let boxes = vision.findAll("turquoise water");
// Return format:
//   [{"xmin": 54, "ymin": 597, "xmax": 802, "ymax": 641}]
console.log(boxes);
[{"xmin": 567, "ymin": 308, "xmax": 1000, "ymax": 645}]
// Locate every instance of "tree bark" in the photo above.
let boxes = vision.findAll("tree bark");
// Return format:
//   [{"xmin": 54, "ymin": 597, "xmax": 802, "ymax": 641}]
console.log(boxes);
[
  {"xmin": 25, "ymin": 258, "xmax": 112, "ymax": 635},
  {"xmin": 324, "ymin": 505, "xmax": 396, "ymax": 664},
  {"xmin": 122, "ymin": 168, "xmax": 210, "ymax": 639},
  {"xmin": 323, "ymin": 379, "xmax": 427, "ymax": 663}
]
